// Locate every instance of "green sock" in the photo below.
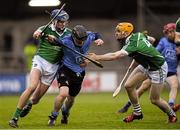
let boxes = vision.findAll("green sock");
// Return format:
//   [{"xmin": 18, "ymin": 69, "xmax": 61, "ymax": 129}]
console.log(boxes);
[{"xmin": 13, "ymin": 108, "xmax": 22, "ymax": 119}]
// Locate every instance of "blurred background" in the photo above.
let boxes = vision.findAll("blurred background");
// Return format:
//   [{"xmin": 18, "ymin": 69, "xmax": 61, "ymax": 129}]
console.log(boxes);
[{"xmin": 0, "ymin": 0, "xmax": 180, "ymax": 94}]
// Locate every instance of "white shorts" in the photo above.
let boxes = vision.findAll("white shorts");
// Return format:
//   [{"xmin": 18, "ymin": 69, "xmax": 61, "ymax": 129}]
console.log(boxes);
[
  {"xmin": 32, "ymin": 55, "xmax": 59, "ymax": 86},
  {"xmin": 137, "ymin": 62, "xmax": 168, "ymax": 84}
]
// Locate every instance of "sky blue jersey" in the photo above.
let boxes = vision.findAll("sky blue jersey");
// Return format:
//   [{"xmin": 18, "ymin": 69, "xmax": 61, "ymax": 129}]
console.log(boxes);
[
  {"xmin": 57, "ymin": 31, "xmax": 101, "ymax": 73},
  {"xmin": 156, "ymin": 37, "xmax": 178, "ymax": 73}
]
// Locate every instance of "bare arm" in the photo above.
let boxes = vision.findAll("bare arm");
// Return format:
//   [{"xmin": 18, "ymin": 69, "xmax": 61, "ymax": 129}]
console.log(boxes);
[{"xmin": 89, "ymin": 49, "xmax": 128, "ymax": 61}]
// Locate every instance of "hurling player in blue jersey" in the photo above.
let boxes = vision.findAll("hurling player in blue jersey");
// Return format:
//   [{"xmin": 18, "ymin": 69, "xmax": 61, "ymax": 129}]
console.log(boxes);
[
  {"xmin": 156, "ymin": 23, "xmax": 180, "ymax": 109},
  {"xmin": 47, "ymin": 25, "xmax": 104, "ymax": 126}
]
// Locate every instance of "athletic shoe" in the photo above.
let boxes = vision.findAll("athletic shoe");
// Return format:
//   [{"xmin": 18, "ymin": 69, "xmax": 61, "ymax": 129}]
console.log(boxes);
[
  {"xmin": 61, "ymin": 110, "xmax": 69, "ymax": 124},
  {"xmin": 9, "ymin": 118, "xmax": 18, "ymax": 128},
  {"xmin": 167, "ymin": 116, "xmax": 177, "ymax": 123},
  {"xmin": 118, "ymin": 106, "xmax": 130, "ymax": 113},
  {"xmin": 172, "ymin": 104, "xmax": 180, "ymax": 112},
  {"xmin": 117, "ymin": 102, "xmax": 131, "ymax": 113},
  {"xmin": 20, "ymin": 104, "xmax": 32, "ymax": 117},
  {"xmin": 48, "ymin": 115, "xmax": 57, "ymax": 126},
  {"xmin": 123, "ymin": 113, "xmax": 143, "ymax": 123}
]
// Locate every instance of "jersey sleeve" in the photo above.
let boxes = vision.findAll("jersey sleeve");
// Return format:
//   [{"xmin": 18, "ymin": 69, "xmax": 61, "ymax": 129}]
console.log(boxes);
[
  {"xmin": 87, "ymin": 31, "xmax": 102, "ymax": 41},
  {"xmin": 94, "ymin": 32, "xmax": 102, "ymax": 39}
]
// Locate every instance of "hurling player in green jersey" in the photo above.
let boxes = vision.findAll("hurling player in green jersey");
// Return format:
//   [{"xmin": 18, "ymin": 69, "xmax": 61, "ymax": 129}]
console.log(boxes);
[
  {"xmin": 118, "ymin": 23, "xmax": 180, "ymax": 113},
  {"xmin": 9, "ymin": 10, "xmax": 71, "ymax": 128},
  {"xmin": 90, "ymin": 22, "xmax": 177, "ymax": 123}
]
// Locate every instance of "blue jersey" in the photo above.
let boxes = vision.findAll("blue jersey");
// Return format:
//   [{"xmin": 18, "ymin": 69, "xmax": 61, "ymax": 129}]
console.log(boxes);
[
  {"xmin": 156, "ymin": 37, "xmax": 178, "ymax": 73},
  {"xmin": 57, "ymin": 31, "xmax": 100, "ymax": 73}
]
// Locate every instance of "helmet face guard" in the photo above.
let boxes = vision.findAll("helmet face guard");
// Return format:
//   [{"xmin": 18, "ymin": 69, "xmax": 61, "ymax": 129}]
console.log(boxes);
[
  {"xmin": 72, "ymin": 25, "xmax": 87, "ymax": 46},
  {"xmin": 51, "ymin": 9, "xmax": 69, "ymax": 31},
  {"xmin": 115, "ymin": 22, "xmax": 134, "ymax": 40},
  {"xmin": 54, "ymin": 20, "xmax": 68, "ymax": 31}
]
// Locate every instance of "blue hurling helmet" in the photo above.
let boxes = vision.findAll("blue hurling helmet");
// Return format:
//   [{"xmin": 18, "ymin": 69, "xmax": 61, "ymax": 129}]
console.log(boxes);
[{"xmin": 51, "ymin": 9, "xmax": 69, "ymax": 21}]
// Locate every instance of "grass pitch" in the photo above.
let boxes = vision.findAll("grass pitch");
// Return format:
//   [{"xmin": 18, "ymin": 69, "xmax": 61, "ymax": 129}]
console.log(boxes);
[{"xmin": 0, "ymin": 90, "xmax": 180, "ymax": 129}]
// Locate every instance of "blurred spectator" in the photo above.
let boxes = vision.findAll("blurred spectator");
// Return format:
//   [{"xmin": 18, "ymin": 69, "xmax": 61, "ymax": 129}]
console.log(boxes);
[{"xmin": 23, "ymin": 36, "xmax": 38, "ymax": 72}]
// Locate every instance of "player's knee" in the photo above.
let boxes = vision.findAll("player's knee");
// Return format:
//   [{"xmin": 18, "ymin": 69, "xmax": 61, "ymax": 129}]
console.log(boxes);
[
  {"xmin": 150, "ymin": 98, "xmax": 158, "ymax": 105},
  {"xmin": 124, "ymin": 84, "xmax": 133, "ymax": 91},
  {"xmin": 59, "ymin": 91, "xmax": 69, "ymax": 98},
  {"xmin": 139, "ymin": 88, "xmax": 146, "ymax": 94},
  {"xmin": 31, "ymin": 98, "xmax": 39, "ymax": 104},
  {"xmin": 171, "ymin": 85, "xmax": 179, "ymax": 89}
]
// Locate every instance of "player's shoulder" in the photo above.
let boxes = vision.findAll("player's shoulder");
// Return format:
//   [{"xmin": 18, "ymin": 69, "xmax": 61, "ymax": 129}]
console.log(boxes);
[
  {"xmin": 62, "ymin": 35, "xmax": 73, "ymax": 44},
  {"xmin": 159, "ymin": 37, "xmax": 167, "ymax": 41},
  {"xmin": 129, "ymin": 32, "xmax": 144, "ymax": 39},
  {"xmin": 86, "ymin": 31, "xmax": 93, "ymax": 35},
  {"xmin": 65, "ymin": 27, "xmax": 72, "ymax": 33},
  {"xmin": 159, "ymin": 37, "xmax": 169, "ymax": 44}
]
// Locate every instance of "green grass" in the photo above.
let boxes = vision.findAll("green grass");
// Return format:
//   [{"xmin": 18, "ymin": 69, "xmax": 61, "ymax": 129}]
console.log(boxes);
[{"xmin": 0, "ymin": 90, "xmax": 180, "ymax": 129}]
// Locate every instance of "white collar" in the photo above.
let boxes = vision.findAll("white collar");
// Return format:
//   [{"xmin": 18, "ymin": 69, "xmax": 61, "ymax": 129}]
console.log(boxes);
[{"xmin": 125, "ymin": 34, "xmax": 132, "ymax": 44}]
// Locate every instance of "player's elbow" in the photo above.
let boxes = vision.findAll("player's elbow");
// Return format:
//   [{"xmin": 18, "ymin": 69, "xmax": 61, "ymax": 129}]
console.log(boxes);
[
  {"xmin": 112, "ymin": 54, "xmax": 121, "ymax": 60},
  {"xmin": 111, "ymin": 52, "xmax": 123, "ymax": 60}
]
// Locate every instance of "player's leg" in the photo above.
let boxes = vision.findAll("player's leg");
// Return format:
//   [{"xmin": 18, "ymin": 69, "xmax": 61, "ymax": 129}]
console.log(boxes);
[
  {"xmin": 166, "ymin": 74, "xmax": 179, "ymax": 109},
  {"xmin": 118, "ymin": 79, "xmax": 151, "ymax": 113},
  {"xmin": 149, "ymin": 83, "xmax": 177, "ymax": 123},
  {"xmin": 60, "ymin": 67, "xmax": 85, "ymax": 124},
  {"xmin": 48, "ymin": 86, "xmax": 69, "ymax": 126},
  {"xmin": 60, "ymin": 75, "xmax": 83, "ymax": 125},
  {"xmin": 149, "ymin": 62, "xmax": 177, "ymax": 123},
  {"xmin": 20, "ymin": 57, "xmax": 59, "ymax": 118},
  {"xmin": 137, "ymin": 78, "xmax": 151, "ymax": 97},
  {"xmin": 48, "ymin": 66, "xmax": 69, "ymax": 126},
  {"xmin": 20, "ymin": 83, "xmax": 49, "ymax": 117},
  {"xmin": 9, "ymin": 68, "xmax": 41, "ymax": 128},
  {"xmin": 123, "ymin": 66, "xmax": 147, "ymax": 122},
  {"xmin": 61, "ymin": 96, "xmax": 75, "ymax": 124}
]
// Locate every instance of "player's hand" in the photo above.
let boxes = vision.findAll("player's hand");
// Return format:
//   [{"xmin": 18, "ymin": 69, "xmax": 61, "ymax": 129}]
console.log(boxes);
[
  {"xmin": 80, "ymin": 59, "xmax": 90, "ymax": 68},
  {"xmin": 33, "ymin": 31, "xmax": 42, "ymax": 39},
  {"xmin": 88, "ymin": 53, "xmax": 98, "ymax": 61},
  {"xmin": 94, "ymin": 39, "xmax": 104, "ymax": 46},
  {"xmin": 46, "ymin": 35, "xmax": 57, "ymax": 43}
]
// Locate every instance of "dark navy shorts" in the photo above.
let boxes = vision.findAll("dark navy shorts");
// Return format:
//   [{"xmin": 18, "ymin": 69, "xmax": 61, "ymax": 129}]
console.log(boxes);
[{"xmin": 57, "ymin": 65, "xmax": 85, "ymax": 97}]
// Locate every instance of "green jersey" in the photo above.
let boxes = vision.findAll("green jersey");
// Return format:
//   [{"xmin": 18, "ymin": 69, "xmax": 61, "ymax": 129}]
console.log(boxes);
[
  {"xmin": 122, "ymin": 32, "xmax": 164, "ymax": 71},
  {"xmin": 176, "ymin": 18, "xmax": 180, "ymax": 32},
  {"xmin": 36, "ymin": 24, "xmax": 71, "ymax": 64}
]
